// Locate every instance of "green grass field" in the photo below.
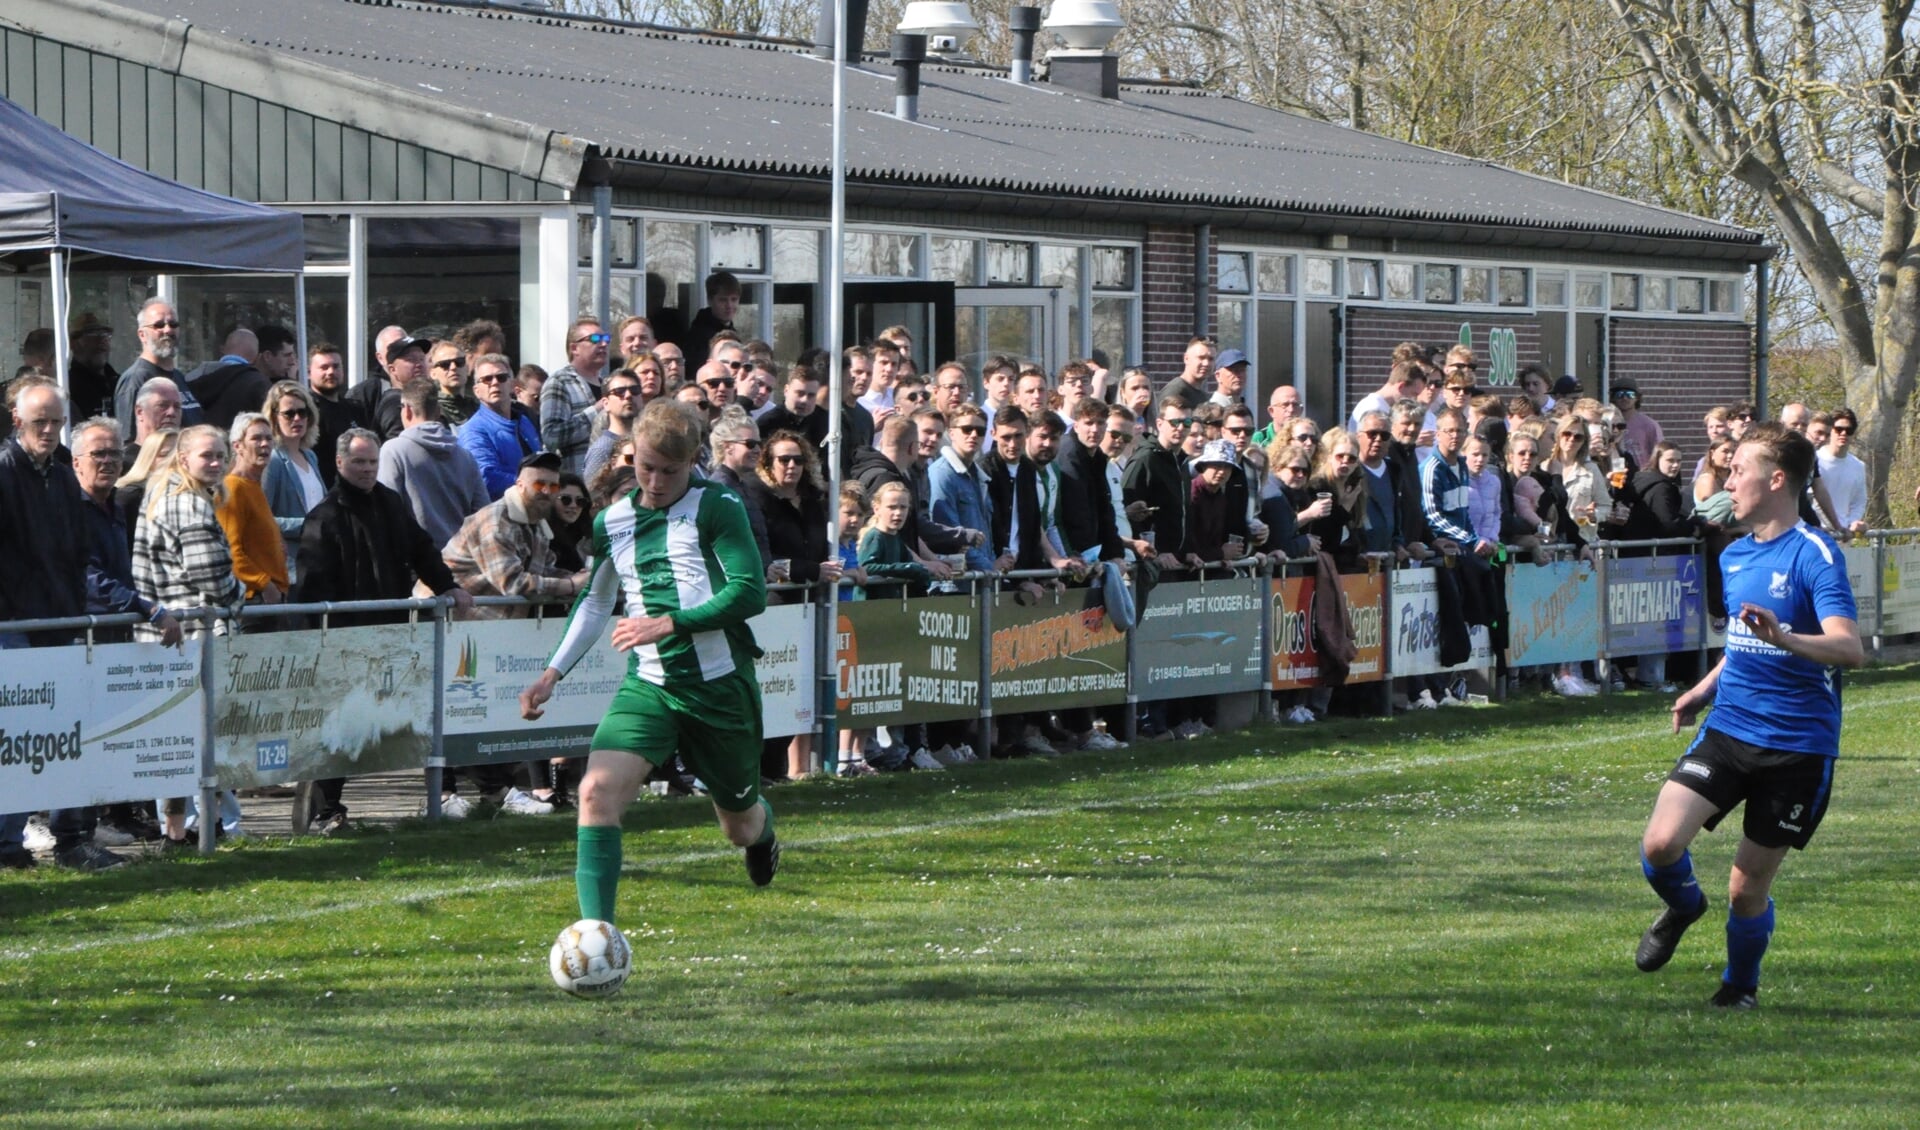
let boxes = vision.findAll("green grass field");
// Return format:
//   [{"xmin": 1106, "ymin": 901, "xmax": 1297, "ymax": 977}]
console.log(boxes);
[{"xmin": 5, "ymin": 671, "xmax": 1919, "ymax": 1128}]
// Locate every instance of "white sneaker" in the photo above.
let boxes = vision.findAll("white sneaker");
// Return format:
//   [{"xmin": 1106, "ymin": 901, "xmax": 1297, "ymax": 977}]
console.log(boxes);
[
  {"xmin": 1412, "ymin": 690, "xmax": 1439, "ymax": 710},
  {"xmin": 92, "ymin": 823, "xmax": 136, "ymax": 847},
  {"xmin": 499, "ymin": 787, "xmax": 554, "ymax": 815},
  {"xmin": 929, "ymin": 744, "xmax": 963, "ymax": 766},
  {"xmin": 909, "ymin": 747, "xmax": 945, "ymax": 771},
  {"xmin": 1082, "ymin": 730, "xmax": 1125, "ymax": 751},
  {"xmin": 23, "ymin": 818, "xmax": 54, "ymax": 852},
  {"xmin": 423, "ymin": 793, "xmax": 472, "ymax": 819},
  {"xmin": 1287, "ymin": 705, "xmax": 1317, "ymax": 724},
  {"xmin": 952, "ymin": 743, "xmax": 978, "ymax": 763},
  {"xmin": 1567, "ymin": 674, "xmax": 1600, "ymax": 697}
]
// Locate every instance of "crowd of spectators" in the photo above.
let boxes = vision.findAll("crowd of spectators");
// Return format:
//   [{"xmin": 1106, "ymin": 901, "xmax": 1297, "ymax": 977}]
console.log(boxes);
[{"xmin": 0, "ymin": 275, "xmax": 1890, "ymax": 868}]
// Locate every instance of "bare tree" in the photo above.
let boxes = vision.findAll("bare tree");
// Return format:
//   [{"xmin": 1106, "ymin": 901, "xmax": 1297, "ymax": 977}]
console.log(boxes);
[{"xmin": 1605, "ymin": 0, "xmax": 1919, "ymax": 520}]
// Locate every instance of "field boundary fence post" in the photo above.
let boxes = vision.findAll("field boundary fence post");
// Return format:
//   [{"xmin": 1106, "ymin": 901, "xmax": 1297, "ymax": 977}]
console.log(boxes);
[
  {"xmin": 196, "ymin": 610, "xmax": 220, "ymax": 855},
  {"xmin": 1594, "ymin": 544, "xmax": 1612, "ymax": 696},
  {"xmin": 426, "ymin": 601, "xmax": 446, "ymax": 820},
  {"xmin": 977, "ymin": 574, "xmax": 996, "ymax": 753}
]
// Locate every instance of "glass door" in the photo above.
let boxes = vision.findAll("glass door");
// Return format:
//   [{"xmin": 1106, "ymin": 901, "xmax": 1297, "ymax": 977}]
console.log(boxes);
[{"xmin": 955, "ymin": 287, "xmax": 1065, "ymax": 385}]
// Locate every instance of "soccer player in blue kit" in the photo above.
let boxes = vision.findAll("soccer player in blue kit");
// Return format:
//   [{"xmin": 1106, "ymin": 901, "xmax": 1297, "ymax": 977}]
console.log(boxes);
[{"xmin": 1634, "ymin": 422, "xmax": 1863, "ymax": 1009}]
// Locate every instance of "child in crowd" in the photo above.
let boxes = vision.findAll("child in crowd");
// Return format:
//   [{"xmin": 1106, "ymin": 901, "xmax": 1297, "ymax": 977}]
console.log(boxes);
[
  {"xmin": 856, "ymin": 482, "xmax": 931, "ymax": 601},
  {"xmin": 1464, "ymin": 436, "xmax": 1504, "ymax": 548},
  {"xmin": 835, "ymin": 483, "xmax": 878, "ymax": 775}
]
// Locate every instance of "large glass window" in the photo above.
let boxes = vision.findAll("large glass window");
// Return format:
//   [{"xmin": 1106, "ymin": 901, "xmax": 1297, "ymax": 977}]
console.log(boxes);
[
  {"xmin": 1675, "ymin": 277, "xmax": 1705, "ymax": 314},
  {"xmin": 985, "ymin": 240, "xmax": 1032, "ymax": 285},
  {"xmin": 1424, "ymin": 265, "xmax": 1457, "ymax": 304},
  {"xmin": 1384, "ymin": 263, "xmax": 1417, "ymax": 302},
  {"xmin": 1461, "ymin": 266, "xmax": 1493, "ymax": 305},
  {"xmin": 1498, "ymin": 268, "xmax": 1530, "ymax": 307},
  {"xmin": 931, "ymin": 237, "xmax": 978, "ymax": 285},
  {"xmin": 1039, "ymin": 245, "xmax": 1082, "ymax": 356},
  {"xmin": 1536, "ymin": 272, "xmax": 1568, "ymax": 308},
  {"xmin": 645, "ymin": 219, "xmax": 699, "ymax": 339},
  {"xmin": 1574, "ymin": 272, "xmax": 1606, "ymax": 309},
  {"xmin": 708, "ymin": 223, "xmax": 765, "ymax": 273},
  {"xmin": 366, "ymin": 216, "xmax": 523, "ymax": 363},
  {"xmin": 1303, "ymin": 257, "xmax": 1338, "ymax": 298},
  {"xmin": 1216, "ymin": 252, "xmax": 1252, "ymax": 295},
  {"xmin": 1347, "ymin": 260, "xmax": 1381, "ymax": 300},
  {"xmin": 1709, "ymin": 279, "xmax": 1739, "ymax": 314},
  {"xmin": 1610, "ymin": 273, "xmax": 1640, "ymax": 311},
  {"xmin": 1257, "ymin": 253, "xmax": 1296, "ymax": 296},
  {"xmin": 1091, "ymin": 247, "xmax": 1134, "ymax": 291},
  {"xmin": 1091, "ymin": 297, "xmax": 1133, "ymax": 372}
]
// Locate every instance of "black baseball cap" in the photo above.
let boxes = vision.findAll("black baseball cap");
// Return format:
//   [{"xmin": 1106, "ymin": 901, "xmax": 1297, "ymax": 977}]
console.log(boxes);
[
  {"xmin": 385, "ymin": 335, "xmax": 432, "ymax": 363},
  {"xmin": 517, "ymin": 451, "xmax": 562, "ymax": 473}
]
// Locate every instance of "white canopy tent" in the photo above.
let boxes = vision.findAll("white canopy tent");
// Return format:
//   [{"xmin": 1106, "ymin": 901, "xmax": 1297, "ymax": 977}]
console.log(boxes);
[{"xmin": 0, "ymin": 93, "xmax": 304, "ymax": 412}]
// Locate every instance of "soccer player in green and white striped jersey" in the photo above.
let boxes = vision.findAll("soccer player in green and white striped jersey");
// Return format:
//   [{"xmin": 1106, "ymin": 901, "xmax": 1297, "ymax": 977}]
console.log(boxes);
[{"xmin": 519, "ymin": 400, "xmax": 776, "ymax": 923}]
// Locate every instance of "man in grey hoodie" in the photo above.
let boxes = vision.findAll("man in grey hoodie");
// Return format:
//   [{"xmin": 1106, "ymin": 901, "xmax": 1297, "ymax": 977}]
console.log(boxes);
[{"xmin": 377, "ymin": 379, "xmax": 490, "ymax": 548}]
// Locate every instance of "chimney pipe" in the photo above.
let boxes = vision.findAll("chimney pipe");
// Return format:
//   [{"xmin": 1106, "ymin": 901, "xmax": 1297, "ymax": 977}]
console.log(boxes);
[
  {"xmin": 891, "ymin": 33, "xmax": 927, "ymax": 121},
  {"xmin": 1008, "ymin": 6, "xmax": 1041, "ymax": 84},
  {"xmin": 815, "ymin": 0, "xmax": 872, "ymax": 60}
]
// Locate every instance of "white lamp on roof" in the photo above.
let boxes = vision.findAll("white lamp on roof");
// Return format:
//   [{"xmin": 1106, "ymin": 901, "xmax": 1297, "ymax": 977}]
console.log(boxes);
[
  {"xmin": 897, "ymin": 2, "xmax": 980, "ymax": 52},
  {"xmin": 1041, "ymin": 0, "xmax": 1125, "ymax": 52}
]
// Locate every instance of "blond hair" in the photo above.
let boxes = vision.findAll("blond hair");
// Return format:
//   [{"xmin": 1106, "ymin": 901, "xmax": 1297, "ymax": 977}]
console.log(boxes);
[{"xmin": 147, "ymin": 424, "xmax": 230, "ymax": 518}]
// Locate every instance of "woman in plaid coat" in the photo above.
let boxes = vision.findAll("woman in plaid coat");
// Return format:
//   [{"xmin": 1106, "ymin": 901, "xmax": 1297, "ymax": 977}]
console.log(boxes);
[{"xmin": 133, "ymin": 423, "xmax": 245, "ymax": 642}]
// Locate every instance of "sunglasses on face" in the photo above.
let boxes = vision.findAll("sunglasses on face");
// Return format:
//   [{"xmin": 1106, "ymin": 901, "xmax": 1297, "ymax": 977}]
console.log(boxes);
[
  {"xmin": 279, "ymin": 407, "xmax": 312, "ymax": 421},
  {"xmin": 432, "ymin": 358, "xmax": 462, "ymax": 370},
  {"xmin": 142, "ymin": 320, "xmax": 181, "ymax": 330},
  {"xmin": 1361, "ymin": 429, "xmax": 1389, "ymax": 439},
  {"xmin": 605, "ymin": 385, "xmax": 639, "ymax": 398},
  {"xmin": 1282, "ymin": 465, "xmax": 1309, "ymax": 474},
  {"xmin": 556, "ymin": 494, "xmax": 585, "ymax": 507},
  {"xmin": 1164, "ymin": 417, "xmax": 1192, "ymax": 428},
  {"xmin": 703, "ymin": 378, "xmax": 735, "ymax": 389},
  {"xmin": 1224, "ymin": 426, "xmax": 1251, "ymax": 436},
  {"xmin": 955, "ymin": 424, "xmax": 986, "ymax": 435},
  {"xmin": 901, "ymin": 391, "xmax": 929, "ymax": 403},
  {"xmin": 1833, "ymin": 425, "xmax": 1853, "ymax": 435},
  {"xmin": 573, "ymin": 332, "xmax": 611, "ymax": 346},
  {"xmin": 724, "ymin": 359, "xmax": 751, "ymax": 371},
  {"xmin": 773, "ymin": 454, "xmax": 804, "ymax": 465},
  {"xmin": 473, "ymin": 372, "xmax": 509, "ymax": 384},
  {"xmin": 732, "ymin": 439, "xmax": 763, "ymax": 450},
  {"xmin": 525, "ymin": 481, "xmax": 562, "ymax": 494}
]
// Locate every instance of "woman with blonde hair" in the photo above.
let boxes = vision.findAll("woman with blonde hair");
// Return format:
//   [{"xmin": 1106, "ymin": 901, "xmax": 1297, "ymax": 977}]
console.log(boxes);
[
  {"xmin": 260, "ymin": 379, "xmax": 325, "ymax": 569},
  {"xmin": 1544, "ymin": 415, "xmax": 1605, "ymax": 545},
  {"xmin": 113, "ymin": 428, "xmax": 178, "ymax": 545},
  {"xmin": 216, "ymin": 412, "xmax": 287, "ymax": 604},
  {"xmin": 132, "ymin": 424, "xmax": 246, "ymax": 847}
]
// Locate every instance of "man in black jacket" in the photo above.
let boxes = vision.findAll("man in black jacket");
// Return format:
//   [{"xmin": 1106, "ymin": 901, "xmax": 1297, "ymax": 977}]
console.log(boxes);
[
  {"xmin": 1122, "ymin": 398, "xmax": 1202, "ymax": 571},
  {"xmin": 0, "ymin": 383, "xmax": 125, "ymax": 870},
  {"xmin": 293, "ymin": 428, "xmax": 472, "ymax": 831},
  {"xmin": 185, "ymin": 327, "xmax": 272, "ymax": 431},
  {"xmin": 1055, "ymin": 398, "xmax": 1125, "ymax": 563}
]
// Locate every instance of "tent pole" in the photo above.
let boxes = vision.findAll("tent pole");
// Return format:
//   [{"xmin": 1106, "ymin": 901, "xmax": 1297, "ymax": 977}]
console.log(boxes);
[
  {"xmin": 293, "ymin": 273, "xmax": 309, "ymax": 386},
  {"xmin": 49, "ymin": 250, "xmax": 72, "ymax": 442},
  {"xmin": 818, "ymin": 0, "xmax": 848, "ymax": 775}
]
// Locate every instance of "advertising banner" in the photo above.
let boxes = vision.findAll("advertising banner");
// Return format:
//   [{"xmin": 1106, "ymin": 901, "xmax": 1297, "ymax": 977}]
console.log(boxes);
[
  {"xmin": 989, "ymin": 586, "xmax": 1129, "ymax": 713},
  {"xmin": 1604, "ymin": 555, "xmax": 1705, "ymax": 657},
  {"xmin": 1878, "ymin": 543, "xmax": 1920, "ymax": 635},
  {"xmin": 1130, "ymin": 579, "xmax": 1265, "ymax": 702},
  {"xmin": 750, "ymin": 604, "xmax": 815, "ymax": 739},
  {"xmin": 1505, "ymin": 558, "xmax": 1600, "ymax": 668},
  {"xmin": 0, "ymin": 641, "xmax": 203, "ymax": 811},
  {"xmin": 444, "ymin": 605, "xmax": 817, "ymax": 766},
  {"xmin": 213, "ymin": 625, "xmax": 434, "ymax": 789},
  {"xmin": 443, "ymin": 618, "xmax": 619, "ymax": 766},
  {"xmin": 1388, "ymin": 566, "xmax": 1492, "ymax": 677},
  {"xmin": 1842, "ymin": 545, "xmax": 1878, "ymax": 637},
  {"xmin": 836, "ymin": 595, "xmax": 981, "ymax": 730},
  {"xmin": 1268, "ymin": 573, "xmax": 1386, "ymax": 689}
]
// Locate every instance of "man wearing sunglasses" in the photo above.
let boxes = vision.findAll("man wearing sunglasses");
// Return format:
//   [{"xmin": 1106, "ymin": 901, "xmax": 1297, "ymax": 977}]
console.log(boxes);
[
  {"xmin": 1817, "ymin": 407, "xmax": 1867, "ymax": 536},
  {"xmin": 541, "ymin": 317, "xmax": 611, "ymax": 476},
  {"xmin": 696, "ymin": 341, "xmax": 748, "ymax": 411},
  {"xmin": 1122, "ymin": 399, "xmax": 1203, "ymax": 573},
  {"xmin": 1610, "ymin": 380, "xmax": 1664, "ymax": 468},
  {"xmin": 112, "ymin": 298, "xmax": 205, "ymax": 439},
  {"xmin": 706, "ymin": 409, "xmax": 774, "ymax": 577}
]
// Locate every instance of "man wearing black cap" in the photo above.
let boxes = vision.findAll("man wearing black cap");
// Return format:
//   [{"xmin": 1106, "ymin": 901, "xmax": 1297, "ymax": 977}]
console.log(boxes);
[
  {"xmin": 372, "ymin": 334, "xmax": 433, "ymax": 440},
  {"xmin": 65, "ymin": 313, "xmax": 119, "ymax": 420},
  {"xmin": 443, "ymin": 449, "xmax": 589, "ymax": 614}
]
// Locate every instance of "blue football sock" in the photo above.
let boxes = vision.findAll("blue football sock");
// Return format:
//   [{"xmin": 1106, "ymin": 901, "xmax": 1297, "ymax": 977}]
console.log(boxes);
[
  {"xmin": 1723, "ymin": 899, "xmax": 1775, "ymax": 992},
  {"xmin": 1641, "ymin": 850, "xmax": 1707, "ymax": 915}
]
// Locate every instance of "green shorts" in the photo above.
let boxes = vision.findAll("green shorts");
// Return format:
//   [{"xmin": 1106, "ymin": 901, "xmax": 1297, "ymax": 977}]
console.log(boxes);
[{"xmin": 590, "ymin": 667, "xmax": 765, "ymax": 811}]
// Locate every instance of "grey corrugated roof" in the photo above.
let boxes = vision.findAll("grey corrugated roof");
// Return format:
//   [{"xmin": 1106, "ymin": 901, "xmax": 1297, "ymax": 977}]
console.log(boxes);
[{"xmin": 56, "ymin": 0, "xmax": 1764, "ymax": 251}]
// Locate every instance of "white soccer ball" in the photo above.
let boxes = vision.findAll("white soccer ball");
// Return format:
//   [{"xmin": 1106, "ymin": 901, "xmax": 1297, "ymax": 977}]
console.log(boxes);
[{"xmin": 549, "ymin": 919, "xmax": 633, "ymax": 999}]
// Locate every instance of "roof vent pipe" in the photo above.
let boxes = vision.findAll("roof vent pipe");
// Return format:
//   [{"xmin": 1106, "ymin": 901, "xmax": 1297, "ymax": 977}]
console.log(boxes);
[
  {"xmin": 891, "ymin": 33, "xmax": 927, "ymax": 122},
  {"xmin": 815, "ymin": 0, "xmax": 871, "ymax": 60},
  {"xmin": 1008, "ymin": 6, "xmax": 1041, "ymax": 84}
]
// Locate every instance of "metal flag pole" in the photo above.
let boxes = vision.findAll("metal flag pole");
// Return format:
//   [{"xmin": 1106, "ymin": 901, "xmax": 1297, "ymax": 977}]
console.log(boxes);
[{"xmin": 817, "ymin": 0, "xmax": 849, "ymax": 774}]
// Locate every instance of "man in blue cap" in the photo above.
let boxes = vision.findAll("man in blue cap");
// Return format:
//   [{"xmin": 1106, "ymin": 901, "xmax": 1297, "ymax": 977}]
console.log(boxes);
[{"xmin": 1210, "ymin": 348, "xmax": 1252, "ymax": 411}]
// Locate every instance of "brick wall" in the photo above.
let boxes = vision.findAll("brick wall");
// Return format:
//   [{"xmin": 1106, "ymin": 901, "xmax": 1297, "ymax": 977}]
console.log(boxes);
[
  {"xmin": 1608, "ymin": 319, "xmax": 1753, "ymax": 466},
  {"xmin": 1142, "ymin": 224, "xmax": 1209, "ymax": 378},
  {"xmin": 1344, "ymin": 309, "xmax": 1543, "ymax": 418}
]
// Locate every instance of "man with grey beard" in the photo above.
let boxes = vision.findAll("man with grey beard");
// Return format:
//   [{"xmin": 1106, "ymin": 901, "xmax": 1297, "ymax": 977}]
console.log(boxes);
[{"xmin": 112, "ymin": 298, "xmax": 204, "ymax": 439}]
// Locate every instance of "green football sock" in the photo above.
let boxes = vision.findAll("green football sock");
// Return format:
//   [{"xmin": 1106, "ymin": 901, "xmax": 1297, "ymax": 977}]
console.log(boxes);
[
  {"xmin": 752, "ymin": 796, "xmax": 775, "ymax": 846},
  {"xmin": 575, "ymin": 824, "xmax": 623, "ymax": 923}
]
